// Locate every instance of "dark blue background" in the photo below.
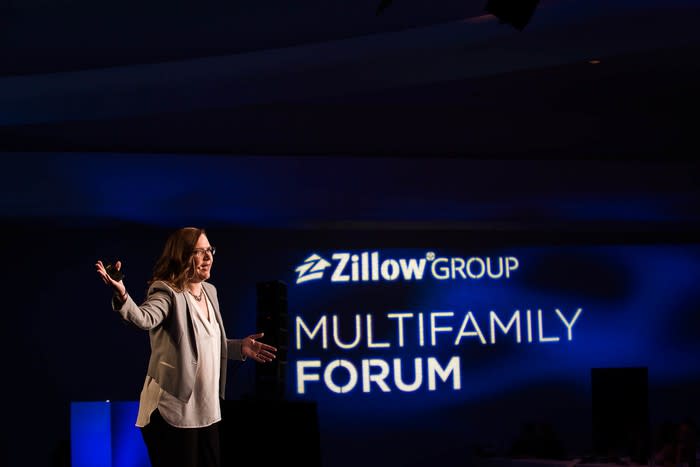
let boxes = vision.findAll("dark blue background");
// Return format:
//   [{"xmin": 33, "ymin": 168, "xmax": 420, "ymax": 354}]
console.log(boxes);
[
  {"xmin": 3, "ymin": 1, "xmax": 700, "ymax": 464},
  {"xmin": 286, "ymin": 245, "xmax": 700, "ymax": 466},
  {"xmin": 3, "ymin": 218, "xmax": 699, "ymax": 467}
]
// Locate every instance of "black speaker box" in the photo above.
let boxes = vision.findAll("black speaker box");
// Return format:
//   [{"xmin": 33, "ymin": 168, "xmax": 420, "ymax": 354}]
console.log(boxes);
[
  {"xmin": 220, "ymin": 400, "xmax": 320, "ymax": 467},
  {"xmin": 485, "ymin": 0, "xmax": 540, "ymax": 30},
  {"xmin": 256, "ymin": 281, "xmax": 289, "ymax": 399},
  {"xmin": 591, "ymin": 367, "xmax": 650, "ymax": 463}
]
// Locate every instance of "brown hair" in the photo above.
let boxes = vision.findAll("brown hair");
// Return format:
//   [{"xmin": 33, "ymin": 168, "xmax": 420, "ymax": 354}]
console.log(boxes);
[{"xmin": 149, "ymin": 227, "xmax": 205, "ymax": 291}]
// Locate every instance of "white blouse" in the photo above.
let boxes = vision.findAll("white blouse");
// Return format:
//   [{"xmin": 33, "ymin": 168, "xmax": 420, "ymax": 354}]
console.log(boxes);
[{"xmin": 135, "ymin": 292, "xmax": 222, "ymax": 428}]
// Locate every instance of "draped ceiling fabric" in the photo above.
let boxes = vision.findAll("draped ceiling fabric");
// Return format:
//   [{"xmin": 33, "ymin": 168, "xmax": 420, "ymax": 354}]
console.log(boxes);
[{"xmin": 1, "ymin": 0, "xmax": 698, "ymax": 229}]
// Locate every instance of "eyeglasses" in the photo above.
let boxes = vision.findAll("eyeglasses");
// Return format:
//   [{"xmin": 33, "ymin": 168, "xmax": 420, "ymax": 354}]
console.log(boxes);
[{"xmin": 192, "ymin": 246, "xmax": 216, "ymax": 258}]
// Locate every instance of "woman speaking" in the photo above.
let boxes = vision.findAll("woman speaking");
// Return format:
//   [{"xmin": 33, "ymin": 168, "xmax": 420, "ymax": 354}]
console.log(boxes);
[{"xmin": 96, "ymin": 227, "xmax": 277, "ymax": 467}]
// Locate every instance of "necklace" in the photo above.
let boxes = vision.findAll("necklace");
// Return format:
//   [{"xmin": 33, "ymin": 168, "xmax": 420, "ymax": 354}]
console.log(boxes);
[{"xmin": 187, "ymin": 287, "xmax": 204, "ymax": 302}]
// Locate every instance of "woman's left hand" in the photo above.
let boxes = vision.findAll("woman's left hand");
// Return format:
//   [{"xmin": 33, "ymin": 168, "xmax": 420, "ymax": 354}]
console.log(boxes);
[{"xmin": 242, "ymin": 332, "xmax": 277, "ymax": 363}]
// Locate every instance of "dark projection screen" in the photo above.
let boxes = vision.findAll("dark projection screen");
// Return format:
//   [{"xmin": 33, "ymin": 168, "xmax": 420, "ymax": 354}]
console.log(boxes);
[
  {"xmin": 10, "ymin": 224, "xmax": 698, "ymax": 467},
  {"xmin": 276, "ymin": 243, "xmax": 700, "ymax": 466}
]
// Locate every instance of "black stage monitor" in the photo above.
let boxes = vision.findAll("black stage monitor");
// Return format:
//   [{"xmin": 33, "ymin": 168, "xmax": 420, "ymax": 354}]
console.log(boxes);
[{"xmin": 591, "ymin": 367, "xmax": 650, "ymax": 463}]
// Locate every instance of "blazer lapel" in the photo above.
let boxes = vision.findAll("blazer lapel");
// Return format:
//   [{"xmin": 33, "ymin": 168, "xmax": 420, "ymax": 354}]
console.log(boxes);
[{"xmin": 202, "ymin": 282, "xmax": 228, "ymax": 358}]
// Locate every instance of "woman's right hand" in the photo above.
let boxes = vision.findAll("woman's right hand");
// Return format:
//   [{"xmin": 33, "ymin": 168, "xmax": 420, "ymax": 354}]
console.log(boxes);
[{"xmin": 96, "ymin": 260, "xmax": 127, "ymax": 301}]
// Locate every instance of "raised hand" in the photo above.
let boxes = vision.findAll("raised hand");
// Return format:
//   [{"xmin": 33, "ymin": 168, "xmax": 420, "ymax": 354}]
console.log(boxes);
[{"xmin": 95, "ymin": 259, "xmax": 127, "ymax": 300}]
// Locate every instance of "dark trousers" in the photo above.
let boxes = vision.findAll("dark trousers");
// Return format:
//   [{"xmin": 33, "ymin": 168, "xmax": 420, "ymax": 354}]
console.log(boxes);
[{"xmin": 140, "ymin": 409, "xmax": 221, "ymax": 467}]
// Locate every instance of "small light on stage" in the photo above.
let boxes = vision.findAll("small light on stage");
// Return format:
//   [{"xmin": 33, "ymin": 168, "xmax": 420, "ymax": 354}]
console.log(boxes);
[{"xmin": 589, "ymin": 59, "xmax": 601, "ymax": 65}]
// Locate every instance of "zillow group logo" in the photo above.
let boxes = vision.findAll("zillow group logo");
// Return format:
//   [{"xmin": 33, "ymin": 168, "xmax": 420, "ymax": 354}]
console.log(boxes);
[
  {"xmin": 295, "ymin": 254, "xmax": 333, "ymax": 284},
  {"xmin": 294, "ymin": 251, "xmax": 519, "ymax": 284}
]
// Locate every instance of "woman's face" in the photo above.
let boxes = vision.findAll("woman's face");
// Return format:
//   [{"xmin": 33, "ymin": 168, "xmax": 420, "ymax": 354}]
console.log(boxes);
[{"xmin": 191, "ymin": 234, "xmax": 214, "ymax": 282}]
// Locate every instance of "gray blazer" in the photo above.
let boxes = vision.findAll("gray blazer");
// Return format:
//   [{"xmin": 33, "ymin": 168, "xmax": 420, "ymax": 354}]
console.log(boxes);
[{"xmin": 113, "ymin": 280, "xmax": 244, "ymax": 403}]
